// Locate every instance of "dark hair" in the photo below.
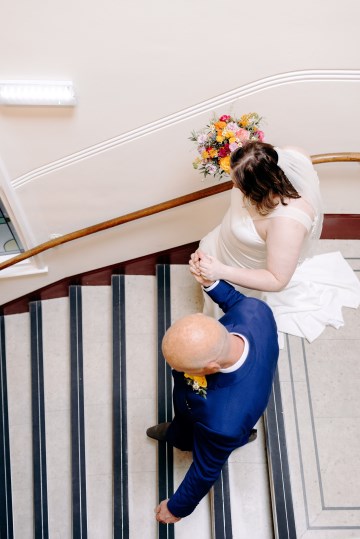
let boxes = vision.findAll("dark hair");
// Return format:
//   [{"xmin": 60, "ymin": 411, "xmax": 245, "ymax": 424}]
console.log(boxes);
[{"xmin": 230, "ymin": 141, "xmax": 300, "ymax": 215}]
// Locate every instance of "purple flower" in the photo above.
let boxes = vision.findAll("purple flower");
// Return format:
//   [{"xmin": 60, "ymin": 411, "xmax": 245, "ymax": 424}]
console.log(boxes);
[
  {"xmin": 226, "ymin": 122, "xmax": 239, "ymax": 132},
  {"xmin": 197, "ymin": 133, "xmax": 208, "ymax": 145},
  {"xmin": 205, "ymin": 163, "xmax": 217, "ymax": 174}
]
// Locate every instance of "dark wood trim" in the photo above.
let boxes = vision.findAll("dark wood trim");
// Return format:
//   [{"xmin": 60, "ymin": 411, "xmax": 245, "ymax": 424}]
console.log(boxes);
[
  {"xmin": 1, "ymin": 213, "xmax": 360, "ymax": 315},
  {"xmin": 1, "ymin": 152, "xmax": 359, "ymax": 274},
  {"xmin": 320, "ymin": 214, "xmax": 360, "ymax": 239}
]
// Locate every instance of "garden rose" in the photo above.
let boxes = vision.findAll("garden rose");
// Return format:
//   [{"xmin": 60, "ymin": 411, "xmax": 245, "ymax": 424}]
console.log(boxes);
[{"xmin": 236, "ymin": 128, "xmax": 250, "ymax": 142}]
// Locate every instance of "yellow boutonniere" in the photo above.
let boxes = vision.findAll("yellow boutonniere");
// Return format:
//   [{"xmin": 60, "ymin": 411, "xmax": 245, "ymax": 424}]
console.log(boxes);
[{"xmin": 184, "ymin": 374, "xmax": 207, "ymax": 398}]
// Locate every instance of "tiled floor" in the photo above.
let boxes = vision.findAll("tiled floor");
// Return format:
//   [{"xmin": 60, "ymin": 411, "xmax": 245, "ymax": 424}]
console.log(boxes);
[
  {"xmin": 3, "ymin": 240, "xmax": 359, "ymax": 538},
  {"xmin": 278, "ymin": 240, "xmax": 360, "ymax": 538}
]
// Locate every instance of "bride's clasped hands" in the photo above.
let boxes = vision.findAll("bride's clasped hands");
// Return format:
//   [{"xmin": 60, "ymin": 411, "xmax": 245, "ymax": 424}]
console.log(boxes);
[{"xmin": 189, "ymin": 250, "xmax": 226, "ymax": 283}]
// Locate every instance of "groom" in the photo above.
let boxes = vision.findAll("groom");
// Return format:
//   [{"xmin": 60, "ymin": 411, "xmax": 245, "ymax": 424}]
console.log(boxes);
[{"xmin": 147, "ymin": 272, "xmax": 279, "ymax": 524}]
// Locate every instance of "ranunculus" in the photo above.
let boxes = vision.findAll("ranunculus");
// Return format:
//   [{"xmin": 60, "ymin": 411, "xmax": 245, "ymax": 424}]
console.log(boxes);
[
  {"xmin": 229, "ymin": 142, "xmax": 238, "ymax": 152},
  {"xmin": 218, "ymin": 144, "xmax": 230, "ymax": 158},
  {"xmin": 257, "ymin": 130, "xmax": 265, "ymax": 141},
  {"xmin": 219, "ymin": 115, "xmax": 231, "ymax": 122},
  {"xmin": 216, "ymin": 135, "xmax": 225, "ymax": 143},
  {"xmin": 215, "ymin": 121, "xmax": 227, "ymax": 130},
  {"xmin": 236, "ymin": 128, "xmax": 250, "ymax": 142},
  {"xmin": 219, "ymin": 156, "xmax": 231, "ymax": 173}
]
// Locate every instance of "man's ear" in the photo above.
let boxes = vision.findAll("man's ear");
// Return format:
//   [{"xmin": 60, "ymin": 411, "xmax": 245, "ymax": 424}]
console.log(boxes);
[{"xmin": 203, "ymin": 361, "xmax": 221, "ymax": 375}]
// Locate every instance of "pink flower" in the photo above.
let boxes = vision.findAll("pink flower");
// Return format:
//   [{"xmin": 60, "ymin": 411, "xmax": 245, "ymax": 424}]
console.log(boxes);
[
  {"xmin": 257, "ymin": 130, "xmax": 265, "ymax": 141},
  {"xmin": 219, "ymin": 115, "xmax": 231, "ymax": 122},
  {"xmin": 229, "ymin": 142, "xmax": 239, "ymax": 152},
  {"xmin": 236, "ymin": 128, "xmax": 250, "ymax": 142}
]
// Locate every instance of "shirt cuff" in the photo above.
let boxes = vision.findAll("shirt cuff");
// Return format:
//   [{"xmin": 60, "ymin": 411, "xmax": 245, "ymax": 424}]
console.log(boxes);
[{"xmin": 203, "ymin": 280, "xmax": 220, "ymax": 292}]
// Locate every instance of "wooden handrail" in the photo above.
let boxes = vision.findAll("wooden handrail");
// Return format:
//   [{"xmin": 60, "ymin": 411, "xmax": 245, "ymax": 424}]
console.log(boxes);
[{"xmin": 1, "ymin": 152, "xmax": 359, "ymax": 272}]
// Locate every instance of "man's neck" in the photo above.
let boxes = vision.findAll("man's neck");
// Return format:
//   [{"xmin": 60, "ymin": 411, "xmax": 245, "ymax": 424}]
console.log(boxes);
[{"xmin": 220, "ymin": 334, "xmax": 245, "ymax": 369}]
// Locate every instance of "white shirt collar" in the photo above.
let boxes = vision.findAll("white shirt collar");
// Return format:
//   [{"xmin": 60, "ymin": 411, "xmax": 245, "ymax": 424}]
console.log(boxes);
[{"xmin": 219, "ymin": 333, "xmax": 249, "ymax": 373}]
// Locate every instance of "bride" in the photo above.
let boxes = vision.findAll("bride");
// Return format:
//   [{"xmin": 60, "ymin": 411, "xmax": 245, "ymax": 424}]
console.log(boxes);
[{"xmin": 189, "ymin": 141, "xmax": 360, "ymax": 342}]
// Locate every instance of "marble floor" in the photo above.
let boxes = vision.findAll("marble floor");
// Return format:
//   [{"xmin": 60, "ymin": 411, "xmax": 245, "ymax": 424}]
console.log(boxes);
[
  {"xmin": 2, "ymin": 239, "xmax": 359, "ymax": 539},
  {"xmin": 277, "ymin": 240, "xmax": 360, "ymax": 539}
]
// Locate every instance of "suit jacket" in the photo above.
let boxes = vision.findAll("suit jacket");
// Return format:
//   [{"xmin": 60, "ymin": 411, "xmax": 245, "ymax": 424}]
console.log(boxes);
[{"xmin": 166, "ymin": 280, "xmax": 279, "ymax": 518}]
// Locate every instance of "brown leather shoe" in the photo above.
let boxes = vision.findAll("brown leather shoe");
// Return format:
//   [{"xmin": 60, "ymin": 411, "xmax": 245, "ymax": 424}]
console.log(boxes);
[
  {"xmin": 248, "ymin": 428, "xmax": 257, "ymax": 443},
  {"xmin": 146, "ymin": 422, "xmax": 171, "ymax": 441}
]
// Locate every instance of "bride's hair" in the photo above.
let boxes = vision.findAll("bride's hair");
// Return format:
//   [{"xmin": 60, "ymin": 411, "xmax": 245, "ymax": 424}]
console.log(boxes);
[{"xmin": 230, "ymin": 141, "xmax": 300, "ymax": 215}]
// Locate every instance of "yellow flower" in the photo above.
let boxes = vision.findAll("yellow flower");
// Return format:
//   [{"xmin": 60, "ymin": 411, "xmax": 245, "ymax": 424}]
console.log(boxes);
[
  {"xmin": 216, "ymin": 135, "xmax": 225, "ymax": 143},
  {"xmin": 184, "ymin": 373, "xmax": 207, "ymax": 398},
  {"xmin": 184, "ymin": 374, "xmax": 207, "ymax": 388},
  {"xmin": 209, "ymin": 148, "xmax": 218, "ymax": 158},
  {"xmin": 229, "ymin": 137, "xmax": 236, "ymax": 144},
  {"xmin": 224, "ymin": 131, "xmax": 234, "ymax": 139},
  {"xmin": 201, "ymin": 150, "xmax": 209, "ymax": 159},
  {"xmin": 219, "ymin": 156, "xmax": 231, "ymax": 173},
  {"xmin": 240, "ymin": 114, "xmax": 249, "ymax": 127}
]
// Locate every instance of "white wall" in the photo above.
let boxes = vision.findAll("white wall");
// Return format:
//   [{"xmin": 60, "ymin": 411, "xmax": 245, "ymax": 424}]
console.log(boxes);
[{"xmin": 0, "ymin": 0, "xmax": 359, "ymax": 304}]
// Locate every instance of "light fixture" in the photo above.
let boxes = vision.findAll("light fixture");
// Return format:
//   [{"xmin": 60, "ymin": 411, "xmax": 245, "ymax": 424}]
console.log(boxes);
[{"xmin": 0, "ymin": 80, "xmax": 76, "ymax": 106}]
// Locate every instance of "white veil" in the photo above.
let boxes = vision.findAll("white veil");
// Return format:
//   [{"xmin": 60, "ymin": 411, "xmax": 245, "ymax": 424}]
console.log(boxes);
[{"xmin": 276, "ymin": 147, "xmax": 324, "ymax": 246}]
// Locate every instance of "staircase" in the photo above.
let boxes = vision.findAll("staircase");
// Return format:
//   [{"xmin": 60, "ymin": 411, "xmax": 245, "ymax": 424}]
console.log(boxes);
[{"xmin": 0, "ymin": 265, "xmax": 274, "ymax": 539}]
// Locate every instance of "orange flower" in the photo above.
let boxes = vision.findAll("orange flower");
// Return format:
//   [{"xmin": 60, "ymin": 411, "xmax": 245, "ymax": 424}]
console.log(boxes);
[{"xmin": 215, "ymin": 120, "xmax": 227, "ymax": 130}]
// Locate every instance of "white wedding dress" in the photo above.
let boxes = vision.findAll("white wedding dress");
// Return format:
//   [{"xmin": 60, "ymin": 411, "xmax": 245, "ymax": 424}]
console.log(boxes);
[{"xmin": 200, "ymin": 149, "xmax": 360, "ymax": 343}]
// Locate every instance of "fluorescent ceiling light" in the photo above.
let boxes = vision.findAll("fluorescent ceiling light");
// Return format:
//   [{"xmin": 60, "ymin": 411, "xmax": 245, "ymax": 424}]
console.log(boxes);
[{"xmin": 0, "ymin": 80, "xmax": 76, "ymax": 106}]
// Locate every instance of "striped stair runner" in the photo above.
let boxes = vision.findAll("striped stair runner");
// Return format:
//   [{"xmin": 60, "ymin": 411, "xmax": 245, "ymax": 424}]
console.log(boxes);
[{"xmin": 0, "ymin": 266, "xmax": 282, "ymax": 538}]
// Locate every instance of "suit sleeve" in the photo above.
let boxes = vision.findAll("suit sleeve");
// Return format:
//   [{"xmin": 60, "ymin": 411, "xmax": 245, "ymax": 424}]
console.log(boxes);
[
  {"xmin": 204, "ymin": 280, "xmax": 246, "ymax": 314},
  {"xmin": 167, "ymin": 423, "xmax": 238, "ymax": 517}
]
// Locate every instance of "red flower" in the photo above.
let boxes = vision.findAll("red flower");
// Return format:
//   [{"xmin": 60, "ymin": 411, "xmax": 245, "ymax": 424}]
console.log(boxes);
[
  {"xmin": 219, "ymin": 115, "xmax": 231, "ymax": 122},
  {"xmin": 218, "ymin": 143, "xmax": 230, "ymax": 157}
]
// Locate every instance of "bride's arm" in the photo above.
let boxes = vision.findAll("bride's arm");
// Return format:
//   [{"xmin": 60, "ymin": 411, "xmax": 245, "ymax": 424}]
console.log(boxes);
[{"xmin": 196, "ymin": 218, "xmax": 308, "ymax": 292}]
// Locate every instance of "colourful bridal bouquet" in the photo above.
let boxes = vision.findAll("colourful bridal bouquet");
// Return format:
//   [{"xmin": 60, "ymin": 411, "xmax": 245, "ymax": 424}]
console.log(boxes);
[{"xmin": 190, "ymin": 112, "xmax": 264, "ymax": 180}]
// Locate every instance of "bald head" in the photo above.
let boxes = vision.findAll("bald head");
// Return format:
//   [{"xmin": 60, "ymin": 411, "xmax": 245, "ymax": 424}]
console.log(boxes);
[{"xmin": 161, "ymin": 313, "xmax": 230, "ymax": 373}]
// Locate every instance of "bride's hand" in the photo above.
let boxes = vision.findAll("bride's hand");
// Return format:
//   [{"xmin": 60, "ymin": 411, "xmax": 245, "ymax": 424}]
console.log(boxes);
[
  {"xmin": 189, "ymin": 251, "xmax": 201, "ymax": 276},
  {"xmin": 198, "ymin": 254, "xmax": 225, "ymax": 282}
]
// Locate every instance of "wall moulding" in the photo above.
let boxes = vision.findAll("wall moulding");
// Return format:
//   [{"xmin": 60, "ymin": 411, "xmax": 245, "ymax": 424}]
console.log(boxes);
[{"xmin": 11, "ymin": 69, "xmax": 360, "ymax": 190}]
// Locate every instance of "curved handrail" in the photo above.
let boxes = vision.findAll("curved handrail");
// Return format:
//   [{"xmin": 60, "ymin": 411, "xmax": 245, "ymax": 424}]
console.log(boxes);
[{"xmin": 1, "ymin": 152, "xmax": 359, "ymax": 272}]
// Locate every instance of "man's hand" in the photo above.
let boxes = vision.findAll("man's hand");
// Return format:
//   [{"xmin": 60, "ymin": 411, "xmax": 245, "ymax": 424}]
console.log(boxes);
[
  {"xmin": 189, "ymin": 250, "xmax": 215, "ymax": 287},
  {"xmin": 197, "ymin": 251, "xmax": 226, "ymax": 283},
  {"xmin": 155, "ymin": 499, "xmax": 181, "ymax": 525}
]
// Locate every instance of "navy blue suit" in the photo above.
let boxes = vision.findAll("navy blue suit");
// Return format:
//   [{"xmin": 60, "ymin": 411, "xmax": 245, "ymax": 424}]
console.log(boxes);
[{"xmin": 166, "ymin": 280, "xmax": 279, "ymax": 518}]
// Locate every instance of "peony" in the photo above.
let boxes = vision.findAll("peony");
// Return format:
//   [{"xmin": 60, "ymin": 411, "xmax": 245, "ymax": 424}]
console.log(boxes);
[{"xmin": 236, "ymin": 128, "xmax": 250, "ymax": 142}]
